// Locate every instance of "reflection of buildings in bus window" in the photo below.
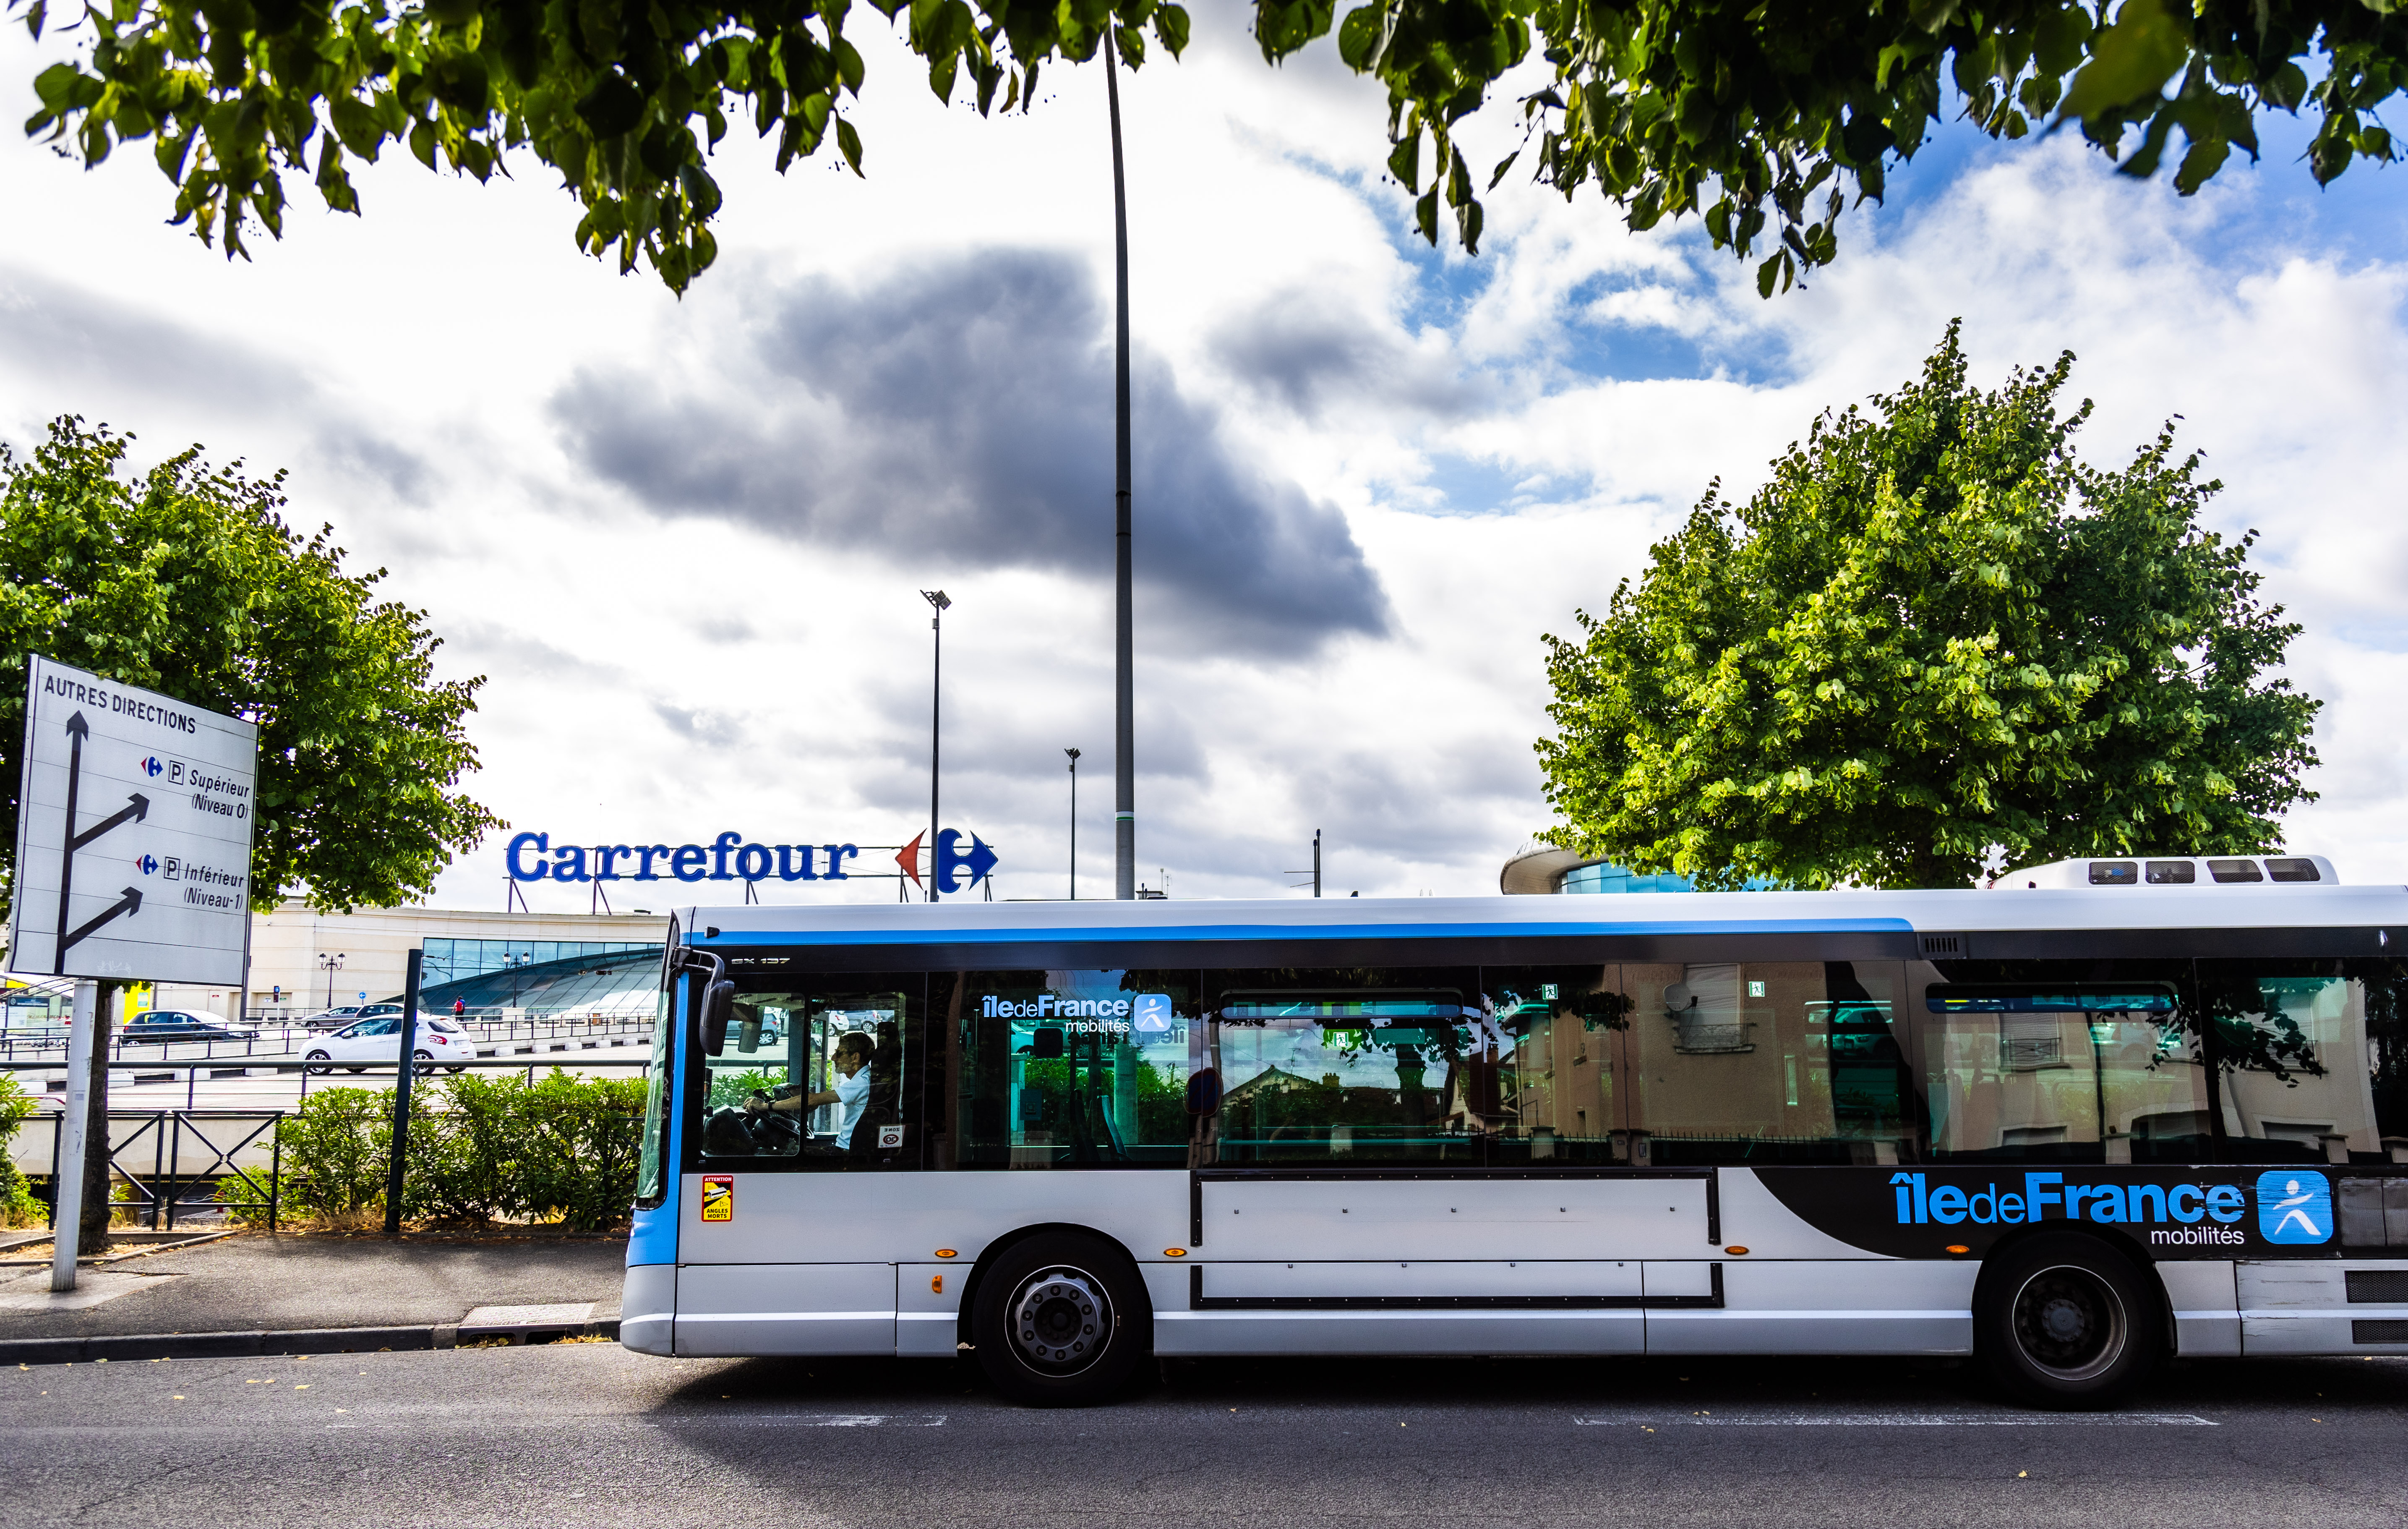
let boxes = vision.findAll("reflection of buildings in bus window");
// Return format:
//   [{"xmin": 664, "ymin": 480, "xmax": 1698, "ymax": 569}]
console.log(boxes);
[
  {"xmin": 2213, "ymin": 975, "xmax": 2381, "ymax": 1163},
  {"xmin": 1480, "ymin": 967, "xmax": 1618, "ymax": 1164},
  {"xmin": 1912, "ymin": 968, "xmax": 2212, "ymax": 1164},
  {"xmin": 1622, "ymin": 962, "xmax": 1906, "ymax": 1166}
]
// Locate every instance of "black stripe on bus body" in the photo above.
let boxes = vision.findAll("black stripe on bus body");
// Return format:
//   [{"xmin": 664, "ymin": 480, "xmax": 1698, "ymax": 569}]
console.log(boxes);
[
  {"xmin": 699, "ymin": 926, "xmax": 2393, "ymax": 975},
  {"xmin": 1185, "ymin": 1265, "xmax": 1724, "ymax": 1310}
]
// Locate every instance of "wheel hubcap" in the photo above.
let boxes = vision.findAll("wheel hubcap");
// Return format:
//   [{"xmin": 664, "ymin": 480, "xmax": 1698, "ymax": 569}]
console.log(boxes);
[
  {"xmin": 2011, "ymin": 1264, "xmax": 2126, "ymax": 1382},
  {"xmin": 1006, "ymin": 1265, "xmax": 1111, "ymax": 1377}
]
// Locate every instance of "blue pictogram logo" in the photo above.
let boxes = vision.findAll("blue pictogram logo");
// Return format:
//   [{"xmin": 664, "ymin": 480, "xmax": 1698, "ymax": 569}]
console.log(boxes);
[
  {"xmin": 139, "ymin": 755, "xmax": 164, "ymax": 777},
  {"xmin": 2257, "ymin": 1170, "xmax": 2333, "ymax": 1244},
  {"xmin": 1132, "ymin": 994, "xmax": 1174, "ymax": 1032},
  {"xmin": 133, "ymin": 854, "xmax": 157, "ymax": 875}
]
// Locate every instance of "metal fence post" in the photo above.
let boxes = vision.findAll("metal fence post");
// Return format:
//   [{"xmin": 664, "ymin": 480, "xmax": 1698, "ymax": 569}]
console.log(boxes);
[{"xmin": 382, "ymin": 949, "xmax": 425, "ymax": 1238}]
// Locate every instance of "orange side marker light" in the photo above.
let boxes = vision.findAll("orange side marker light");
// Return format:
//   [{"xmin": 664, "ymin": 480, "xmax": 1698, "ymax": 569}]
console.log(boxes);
[
  {"xmin": 1164, "ymin": 1248, "xmax": 1188, "ymax": 1257},
  {"xmin": 934, "ymin": 1249, "xmax": 958, "ymax": 1259}
]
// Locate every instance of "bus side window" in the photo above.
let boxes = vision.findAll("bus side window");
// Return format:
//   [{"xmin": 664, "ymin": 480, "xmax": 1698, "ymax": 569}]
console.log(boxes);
[
  {"xmin": 1909, "ymin": 962, "xmax": 2212, "ymax": 1165},
  {"xmin": 1620, "ymin": 962, "xmax": 1909, "ymax": 1167},
  {"xmin": 1479, "ymin": 966, "xmax": 1622, "ymax": 1166},
  {"xmin": 952, "ymin": 971, "xmax": 1198, "ymax": 1168}
]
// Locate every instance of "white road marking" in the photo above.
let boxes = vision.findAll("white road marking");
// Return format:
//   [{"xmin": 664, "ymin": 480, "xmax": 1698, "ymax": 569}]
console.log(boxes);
[{"xmin": 1575, "ymin": 1412, "xmax": 2215, "ymax": 1427}]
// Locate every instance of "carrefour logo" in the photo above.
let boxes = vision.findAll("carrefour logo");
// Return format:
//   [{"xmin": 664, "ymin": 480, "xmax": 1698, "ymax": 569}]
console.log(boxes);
[
  {"xmin": 132, "ymin": 853, "xmax": 157, "ymax": 875},
  {"xmin": 2257, "ymin": 1171, "xmax": 2332, "ymax": 1244}
]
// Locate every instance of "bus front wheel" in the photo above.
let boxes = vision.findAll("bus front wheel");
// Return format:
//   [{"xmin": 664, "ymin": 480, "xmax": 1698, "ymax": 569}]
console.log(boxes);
[
  {"xmin": 1975, "ymin": 1233, "xmax": 2160, "ymax": 1408},
  {"xmin": 971, "ymin": 1232, "xmax": 1148, "ymax": 1406}
]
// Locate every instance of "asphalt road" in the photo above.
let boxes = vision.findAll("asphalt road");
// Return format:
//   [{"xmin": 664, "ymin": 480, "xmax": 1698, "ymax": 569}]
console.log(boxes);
[{"xmin": 3, "ymin": 1344, "xmax": 2402, "ymax": 1528}]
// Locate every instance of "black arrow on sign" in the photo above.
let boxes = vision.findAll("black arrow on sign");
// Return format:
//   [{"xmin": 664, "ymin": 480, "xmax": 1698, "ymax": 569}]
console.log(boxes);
[
  {"xmin": 58, "ymin": 886, "xmax": 142, "ymax": 958},
  {"xmin": 51, "ymin": 711, "xmax": 86, "ymax": 975},
  {"xmin": 71, "ymin": 792, "xmax": 149, "ymax": 851}
]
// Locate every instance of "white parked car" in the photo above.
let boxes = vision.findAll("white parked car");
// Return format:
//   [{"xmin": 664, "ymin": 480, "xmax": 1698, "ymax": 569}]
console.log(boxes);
[{"xmin": 302, "ymin": 1015, "xmax": 474, "ymax": 1075}]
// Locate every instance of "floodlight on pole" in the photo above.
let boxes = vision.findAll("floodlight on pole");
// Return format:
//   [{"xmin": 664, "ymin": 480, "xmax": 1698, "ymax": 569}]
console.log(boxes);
[
  {"xmin": 1106, "ymin": 30, "xmax": 1135, "ymax": 901},
  {"xmin": 1065, "ymin": 748, "xmax": 1081, "ymax": 900},
  {"xmin": 923, "ymin": 590, "xmax": 950, "ymax": 903}
]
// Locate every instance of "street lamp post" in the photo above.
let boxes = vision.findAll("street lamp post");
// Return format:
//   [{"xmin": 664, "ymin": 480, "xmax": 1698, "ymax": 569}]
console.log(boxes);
[
  {"xmin": 318, "ymin": 952, "xmax": 345, "ymax": 1011},
  {"xmin": 1065, "ymin": 748, "xmax": 1081, "ymax": 900},
  {"xmin": 1106, "ymin": 29, "xmax": 1135, "ymax": 902},
  {"xmin": 504, "ymin": 951, "xmax": 532, "ymax": 1009},
  {"xmin": 922, "ymin": 590, "xmax": 950, "ymax": 902}
]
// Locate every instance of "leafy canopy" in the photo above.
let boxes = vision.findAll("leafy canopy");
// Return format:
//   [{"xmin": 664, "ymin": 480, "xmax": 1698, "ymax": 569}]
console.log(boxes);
[
  {"xmin": 0, "ymin": 416, "xmax": 502, "ymax": 911},
  {"xmin": 1534, "ymin": 322, "xmax": 2320, "ymax": 891},
  {"xmin": 15, "ymin": 0, "xmax": 2404, "ymax": 292}
]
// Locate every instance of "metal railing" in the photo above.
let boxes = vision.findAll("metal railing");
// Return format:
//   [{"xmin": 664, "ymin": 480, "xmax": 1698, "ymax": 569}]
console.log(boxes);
[
  {"xmin": 11, "ymin": 1056, "xmax": 653, "ymax": 1233},
  {"xmin": 0, "ymin": 1011, "xmax": 655, "ymax": 1064}
]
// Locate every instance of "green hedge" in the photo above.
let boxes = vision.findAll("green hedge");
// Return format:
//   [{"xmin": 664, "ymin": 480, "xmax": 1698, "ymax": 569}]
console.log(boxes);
[
  {"xmin": 271, "ymin": 1071, "xmax": 648, "ymax": 1232},
  {"xmin": 0, "ymin": 1073, "xmax": 42, "ymax": 1228}
]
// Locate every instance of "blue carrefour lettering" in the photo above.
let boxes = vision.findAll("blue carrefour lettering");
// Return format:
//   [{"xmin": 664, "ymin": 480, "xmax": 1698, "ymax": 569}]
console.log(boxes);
[
  {"xmin": 506, "ymin": 831, "xmax": 551, "ymax": 879},
  {"xmin": 501, "ymin": 830, "xmax": 990, "ymax": 886},
  {"xmin": 2169, "ymin": 1184, "xmax": 2205, "ymax": 1223}
]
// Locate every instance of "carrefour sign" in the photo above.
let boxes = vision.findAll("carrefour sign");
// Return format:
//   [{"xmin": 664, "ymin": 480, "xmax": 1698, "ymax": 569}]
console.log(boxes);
[{"xmin": 505, "ymin": 829, "xmax": 998, "ymax": 891}]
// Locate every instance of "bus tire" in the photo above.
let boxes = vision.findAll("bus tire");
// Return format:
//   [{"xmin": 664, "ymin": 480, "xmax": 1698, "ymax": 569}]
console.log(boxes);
[
  {"xmin": 971, "ymin": 1233, "xmax": 1148, "ymax": 1406},
  {"xmin": 1975, "ymin": 1233, "xmax": 2160, "ymax": 1408}
]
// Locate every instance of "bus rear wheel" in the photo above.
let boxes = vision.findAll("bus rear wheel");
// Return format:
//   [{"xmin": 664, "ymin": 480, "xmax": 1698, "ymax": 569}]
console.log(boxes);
[
  {"xmin": 1976, "ymin": 1233, "xmax": 2160, "ymax": 1408},
  {"xmin": 971, "ymin": 1233, "xmax": 1148, "ymax": 1406}
]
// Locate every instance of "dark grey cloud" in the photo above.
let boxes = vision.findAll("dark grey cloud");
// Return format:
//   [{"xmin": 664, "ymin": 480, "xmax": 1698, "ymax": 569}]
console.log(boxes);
[
  {"xmin": 1206, "ymin": 288, "xmax": 1478, "ymax": 421},
  {"xmin": 550, "ymin": 249, "xmax": 1388, "ymax": 654},
  {"xmin": 0, "ymin": 264, "xmax": 433, "ymax": 507}
]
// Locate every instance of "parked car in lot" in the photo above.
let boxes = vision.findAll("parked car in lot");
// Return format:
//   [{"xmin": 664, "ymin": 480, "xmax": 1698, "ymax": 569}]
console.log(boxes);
[
  {"xmin": 303, "ymin": 1015, "xmax": 475, "ymax": 1074},
  {"xmin": 299, "ymin": 1003, "xmax": 405, "ymax": 1032},
  {"xmin": 120, "ymin": 1009, "xmax": 258, "ymax": 1043}
]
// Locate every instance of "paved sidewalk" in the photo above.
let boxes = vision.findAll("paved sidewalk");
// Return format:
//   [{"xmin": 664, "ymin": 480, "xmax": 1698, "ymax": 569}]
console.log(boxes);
[{"xmin": 0, "ymin": 1232, "xmax": 628, "ymax": 1353}]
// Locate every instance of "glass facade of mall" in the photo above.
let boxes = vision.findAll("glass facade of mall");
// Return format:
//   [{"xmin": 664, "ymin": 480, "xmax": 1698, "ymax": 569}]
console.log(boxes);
[{"xmin": 422, "ymin": 938, "xmax": 655, "ymax": 988}]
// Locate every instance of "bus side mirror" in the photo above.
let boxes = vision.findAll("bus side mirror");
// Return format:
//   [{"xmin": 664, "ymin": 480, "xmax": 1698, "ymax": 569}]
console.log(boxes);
[
  {"xmin": 1185, "ymin": 1067, "xmax": 1221, "ymax": 1116},
  {"xmin": 701, "ymin": 980, "xmax": 736, "ymax": 1055}
]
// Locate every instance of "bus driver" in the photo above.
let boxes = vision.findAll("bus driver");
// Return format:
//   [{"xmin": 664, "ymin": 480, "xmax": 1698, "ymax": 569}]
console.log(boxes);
[{"xmin": 748, "ymin": 1031, "xmax": 875, "ymax": 1145}]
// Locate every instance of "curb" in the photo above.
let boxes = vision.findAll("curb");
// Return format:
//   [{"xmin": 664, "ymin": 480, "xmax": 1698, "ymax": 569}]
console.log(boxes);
[{"xmin": 0, "ymin": 1319, "xmax": 619, "ymax": 1365}]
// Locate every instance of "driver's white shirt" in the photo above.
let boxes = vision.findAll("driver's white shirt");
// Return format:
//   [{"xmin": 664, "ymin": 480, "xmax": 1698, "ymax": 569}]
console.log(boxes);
[{"xmin": 832, "ymin": 1067, "xmax": 871, "ymax": 1140}]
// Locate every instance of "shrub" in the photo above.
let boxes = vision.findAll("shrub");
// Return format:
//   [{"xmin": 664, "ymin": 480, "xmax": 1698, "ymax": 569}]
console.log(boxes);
[
  {"xmin": 273, "ymin": 1087, "xmax": 391, "ymax": 1223},
  {"xmin": 0, "ymin": 1073, "xmax": 41, "ymax": 1228},
  {"xmin": 274, "ymin": 1072, "xmax": 644, "ymax": 1231}
]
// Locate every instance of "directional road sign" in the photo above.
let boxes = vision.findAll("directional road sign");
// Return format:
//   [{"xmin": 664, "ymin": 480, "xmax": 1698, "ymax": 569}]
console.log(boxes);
[{"xmin": 8, "ymin": 656, "xmax": 260, "ymax": 983}]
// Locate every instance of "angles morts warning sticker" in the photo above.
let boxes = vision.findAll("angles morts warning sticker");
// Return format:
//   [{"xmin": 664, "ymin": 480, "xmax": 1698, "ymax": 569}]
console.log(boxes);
[{"xmin": 700, "ymin": 1175, "xmax": 734, "ymax": 1222}]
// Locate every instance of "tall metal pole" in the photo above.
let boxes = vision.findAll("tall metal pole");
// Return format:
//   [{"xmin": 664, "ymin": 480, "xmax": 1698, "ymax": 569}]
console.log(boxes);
[
  {"xmin": 383, "ymin": 948, "xmax": 424, "ymax": 1238},
  {"xmin": 48, "ymin": 979, "xmax": 96, "ymax": 1291},
  {"xmin": 1065, "ymin": 748, "xmax": 1081, "ymax": 899},
  {"xmin": 1106, "ymin": 28, "xmax": 1135, "ymax": 901},
  {"xmin": 1313, "ymin": 829, "xmax": 1322, "ymax": 898},
  {"xmin": 923, "ymin": 590, "xmax": 950, "ymax": 901}
]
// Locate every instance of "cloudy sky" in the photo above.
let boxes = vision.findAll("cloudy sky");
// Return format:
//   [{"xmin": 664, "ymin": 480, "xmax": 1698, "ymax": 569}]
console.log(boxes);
[{"xmin": 3, "ymin": 10, "xmax": 2404, "ymax": 910}]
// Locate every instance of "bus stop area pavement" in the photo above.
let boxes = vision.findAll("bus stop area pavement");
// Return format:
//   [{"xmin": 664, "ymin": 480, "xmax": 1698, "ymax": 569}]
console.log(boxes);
[{"xmin": 0, "ymin": 1231, "xmax": 628, "ymax": 1362}]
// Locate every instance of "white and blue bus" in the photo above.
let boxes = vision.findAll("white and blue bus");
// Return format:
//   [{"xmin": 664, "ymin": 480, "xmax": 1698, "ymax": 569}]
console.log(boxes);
[{"xmin": 618, "ymin": 855, "xmax": 2408, "ymax": 1406}]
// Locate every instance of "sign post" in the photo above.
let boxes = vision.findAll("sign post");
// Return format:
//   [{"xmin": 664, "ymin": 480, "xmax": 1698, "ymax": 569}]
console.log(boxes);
[
  {"xmin": 10, "ymin": 656, "xmax": 258, "ymax": 1289},
  {"xmin": 382, "ymin": 948, "xmax": 425, "ymax": 1238},
  {"xmin": 47, "ymin": 980, "xmax": 96, "ymax": 1292}
]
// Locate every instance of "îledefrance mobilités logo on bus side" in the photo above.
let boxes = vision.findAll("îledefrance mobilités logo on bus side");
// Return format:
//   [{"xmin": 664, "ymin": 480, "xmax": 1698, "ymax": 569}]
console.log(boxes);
[{"xmin": 1884, "ymin": 1169, "xmax": 2334, "ymax": 1247}]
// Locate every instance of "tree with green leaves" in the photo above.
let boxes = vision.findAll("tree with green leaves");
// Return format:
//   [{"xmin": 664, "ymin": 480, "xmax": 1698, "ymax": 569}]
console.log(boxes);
[
  {"xmin": 1534, "ymin": 321, "xmax": 2321, "ymax": 891},
  {"xmin": 0, "ymin": 416, "xmax": 499, "ymax": 1244},
  {"xmin": 13, "ymin": 0, "xmax": 2403, "ymax": 293}
]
